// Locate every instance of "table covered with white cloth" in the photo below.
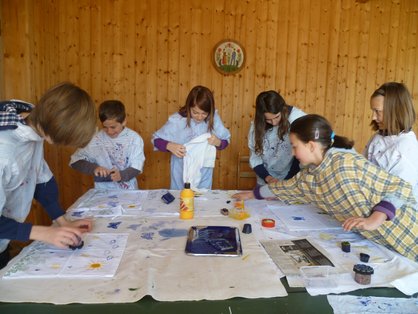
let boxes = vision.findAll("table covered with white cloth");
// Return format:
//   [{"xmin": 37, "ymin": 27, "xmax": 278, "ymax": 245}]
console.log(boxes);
[{"xmin": 0, "ymin": 189, "xmax": 416, "ymax": 305}]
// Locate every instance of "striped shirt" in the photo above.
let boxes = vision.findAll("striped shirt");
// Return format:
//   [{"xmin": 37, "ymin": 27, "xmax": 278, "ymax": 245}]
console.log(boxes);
[{"xmin": 267, "ymin": 148, "xmax": 418, "ymax": 262}]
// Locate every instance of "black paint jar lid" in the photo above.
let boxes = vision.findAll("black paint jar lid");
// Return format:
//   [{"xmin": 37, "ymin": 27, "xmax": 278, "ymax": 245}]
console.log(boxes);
[{"xmin": 353, "ymin": 264, "xmax": 374, "ymax": 275}]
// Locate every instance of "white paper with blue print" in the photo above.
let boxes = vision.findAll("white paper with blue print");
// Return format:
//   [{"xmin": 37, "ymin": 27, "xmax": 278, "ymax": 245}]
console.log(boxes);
[{"xmin": 2, "ymin": 233, "xmax": 128, "ymax": 279}]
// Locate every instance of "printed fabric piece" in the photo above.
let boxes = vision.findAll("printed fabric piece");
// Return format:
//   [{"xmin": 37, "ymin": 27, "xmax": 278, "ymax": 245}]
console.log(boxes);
[{"xmin": 183, "ymin": 133, "xmax": 216, "ymax": 190}]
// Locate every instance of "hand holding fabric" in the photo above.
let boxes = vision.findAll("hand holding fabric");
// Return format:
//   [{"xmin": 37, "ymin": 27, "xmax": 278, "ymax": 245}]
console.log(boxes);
[
  {"xmin": 207, "ymin": 134, "xmax": 221, "ymax": 147},
  {"xmin": 167, "ymin": 142, "xmax": 186, "ymax": 158}
]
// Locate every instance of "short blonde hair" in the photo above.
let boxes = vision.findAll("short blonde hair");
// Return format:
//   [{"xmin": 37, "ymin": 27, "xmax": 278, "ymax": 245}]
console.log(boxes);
[{"xmin": 28, "ymin": 82, "xmax": 97, "ymax": 147}]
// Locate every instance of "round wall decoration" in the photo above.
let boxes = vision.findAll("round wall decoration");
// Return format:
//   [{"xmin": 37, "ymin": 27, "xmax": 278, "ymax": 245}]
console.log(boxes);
[{"xmin": 212, "ymin": 39, "xmax": 245, "ymax": 75}]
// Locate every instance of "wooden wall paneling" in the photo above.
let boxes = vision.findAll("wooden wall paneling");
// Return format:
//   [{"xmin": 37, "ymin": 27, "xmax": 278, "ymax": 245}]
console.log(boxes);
[
  {"xmin": 189, "ymin": 2, "xmax": 202, "ymax": 86},
  {"xmin": 2, "ymin": 0, "xmax": 418, "ymax": 200},
  {"xmin": 228, "ymin": 4, "xmax": 248, "ymax": 190},
  {"xmin": 277, "ymin": 0, "xmax": 288, "ymax": 94},
  {"xmin": 167, "ymin": 0, "xmax": 180, "ymax": 115},
  {"xmin": 341, "ymin": 1, "xmax": 359, "ymax": 146},
  {"xmin": 201, "ymin": 2, "xmax": 214, "ymax": 89},
  {"xmin": 254, "ymin": 0, "xmax": 268, "ymax": 94},
  {"xmin": 1, "ymin": 0, "xmax": 31, "ymax": 99},
  {"xmin": 295, "ymin": 0, "xmax": 309, "ymax": 110},
  {"xmin": 153, "ymin": 0, "xmax": 170, "ymax": 188},
  {"xmin": 284, "ymin": 0, "xmax": 300, "ymax": 104},
  {"xmin": 133, "ymin": 1, "xmax": 152, "ymax": 187},
  {"xmin": 322, "ymin": 0, "xmax": 341, "ymax": 127},
  {"xmin": 239, "ymin": 0, "xmax": 257, "ymax": 168},
  {"xmin": 178, "ymin": 1, "xmax": 191, "ymax": 96},
  {"xmin": 315, "ymin": 0, "xmax": 331, "ymax": 117},
  {"xmin": 353, "ymin": 1, "xmax": 371, "ymax": 151},
  {"xmin": 156, "ymin": 0, "xmax": 169, "ymax": 121},
  {"xmin": 404, "ymin": 1, "xmax": 417, "ymax": 88},
  {"xmin": 215, "ymin": 1, "xmax": 237, "ymax": 189},
  {"xmin": 238, "ymin": 1, "xmax": 254, "ymax": 189},
  {"xmin": 384, "ymin": 0, "xmax": 400, "ymax": 81},
  {"xmin": 408, "ymin": 0, "xmax": 418, "ymax": 136},
  {"xmin": 234, "ymin": 4, "xmax": 250, "ymax": 189},
  {"xmin": 361, "ymin": 0, "xmax": 381, "ymax": 148},
  {"xmin": 264, "ymin": 0, "xmax": 279, "ymax": 90},
  {"xmin": 275, "ymin": 0, "xmax": 290, "ymax": 97},
  {"xmin": 305, "ymin": 0, "xmax": 321, "ymax": 115},
  {"xmin": 146, "ymin": 1, "xmax": 167, "ymax": 188},
  {"xmin": 333, "ymin": 0, "xmax": 350, "ymax": 142}
]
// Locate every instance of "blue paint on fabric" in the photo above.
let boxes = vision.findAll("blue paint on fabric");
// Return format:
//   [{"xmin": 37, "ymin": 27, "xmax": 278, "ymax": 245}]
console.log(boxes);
[
  {"xmin": 291, "ymin": 216, "xmax": 305, "ymax": 221},
  {"xmin": 141, "ymin": 232, "xmax": 154, "ymax": 240},
  {"xmin": 71, "ymin": 211, "xmax": 85, "ymax": 217},
  {"xmin": 107, "ymin": 221, "xmax": 122, "ymax": 229},
  {"xmin": 158, "ymin": 228, "xmax": 188, "ymax": 238}
]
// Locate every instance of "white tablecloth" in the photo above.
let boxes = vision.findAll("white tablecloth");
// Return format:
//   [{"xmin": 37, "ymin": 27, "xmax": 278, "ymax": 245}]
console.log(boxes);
[{"xmin": 0, "ymin": 190, "xmax": 287, "ymax": 304}]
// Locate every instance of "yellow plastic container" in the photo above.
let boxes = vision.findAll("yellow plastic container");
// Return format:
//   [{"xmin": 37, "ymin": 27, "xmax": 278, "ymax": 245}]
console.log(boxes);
[{"xmin": 180, "ymin": 182, "xmax": 194, "ymax": 219}]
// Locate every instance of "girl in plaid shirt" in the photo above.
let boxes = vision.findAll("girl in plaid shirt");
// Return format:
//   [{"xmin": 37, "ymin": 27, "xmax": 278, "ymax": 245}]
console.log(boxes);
[{"xmin": 234, "ymin": 114, "xmax": 417, "ymax": 261}]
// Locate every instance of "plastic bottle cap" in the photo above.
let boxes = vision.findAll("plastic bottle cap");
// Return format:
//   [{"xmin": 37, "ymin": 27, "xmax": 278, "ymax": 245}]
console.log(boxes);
[{"xmin": 184, "ymin": 182, "xmax": 191, "ymax": 189}]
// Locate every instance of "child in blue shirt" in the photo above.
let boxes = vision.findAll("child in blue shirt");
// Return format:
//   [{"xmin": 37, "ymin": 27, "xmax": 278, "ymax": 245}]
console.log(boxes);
[
  {"xmin": 70, "ymin": 100, "xmax": 145, "ymax": 190},
  {"xmin": 152, "ymin": 86, "xmax": 231, "ymax": 190}
]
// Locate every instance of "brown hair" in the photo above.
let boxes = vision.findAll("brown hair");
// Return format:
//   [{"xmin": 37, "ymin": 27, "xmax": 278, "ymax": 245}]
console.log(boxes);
[
  {"xmin": 179, "ymin": 85, "xmax": 215, "ymax": 132},
  {"xmin": 370, "ymin": 82, "xmax": 416, "ymax": 135},
  {"xmin": 99, "ymin": 100, "xmax": 126, "ymax": 123},
  {"xmin": 290, "ymin": 114, "xmax": 354, "ymax": 154},
  {"xmin": 254, "ymin": 90, "xmax": 290, "ymax": 154},
  {"xmin": 28, "ymin": 82, "xmax": 97, "ymax": 147}
]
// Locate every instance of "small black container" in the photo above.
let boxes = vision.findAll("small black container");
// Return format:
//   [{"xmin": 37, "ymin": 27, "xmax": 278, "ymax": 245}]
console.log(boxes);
[
  {"xmin": 353, "ymin": 264, "xmax": 374, "ymax": 285},
  {"xmin": 359, "ymin": 253, "xmax": 370, "ymax": 263},
  {"xmin": 242, "ymin": 223, "xmax": 252, "ymax": 234},
  {"xmin": 341, "ymin": 241, "xmax": 351, "ymax": 253}
]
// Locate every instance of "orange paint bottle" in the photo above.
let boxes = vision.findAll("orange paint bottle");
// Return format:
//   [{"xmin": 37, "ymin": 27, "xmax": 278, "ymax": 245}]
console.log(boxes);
[{"xmin": 180, "ymin": 182, "xmax": 194, "ymax": 219}]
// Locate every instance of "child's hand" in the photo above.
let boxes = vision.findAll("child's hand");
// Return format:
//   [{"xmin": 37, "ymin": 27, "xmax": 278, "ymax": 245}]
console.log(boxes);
[
  {"xmin": 208, "ymin": 134, "xmax": 221, "ymax": 147},
  {"xmin": 232, "ymin": 191, "xmax": 255, "ymax": 201},
  {"xmin": 110, "ymin": 168, "xmax": 121, "ymax": 182},
  {"xmin": 265, "ymin": 175, "xmax": 279, "ymax": 184},
  {"xmin": 56, "ymin": 216, "xmax": 93, "ymax": 232},
  {"xmin": 30, "ymin": 225, "xmax": 85, "ymax": 249},
  {"xmin": 342, "ymin": 211, "xmax": 387, "ymax": 231},
  {"xmin": 94, "ymin": 166, "xmax": 111, "ymax": 177},
  {"xmin": 167, "ymin": 142, "xmax": 186, "ymax": 158}
]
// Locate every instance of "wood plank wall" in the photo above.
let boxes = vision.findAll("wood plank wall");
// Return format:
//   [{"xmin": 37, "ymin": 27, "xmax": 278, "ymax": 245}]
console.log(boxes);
[{"xmin": 1, "ymin": 0, "xmax": 418, "ymax": 212}]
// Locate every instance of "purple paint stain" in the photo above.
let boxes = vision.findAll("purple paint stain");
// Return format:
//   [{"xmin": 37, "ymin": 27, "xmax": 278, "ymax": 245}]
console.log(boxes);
[
  {"xmin": 141, "ymin": 232, "xmax": 154, "ymax": 240},
  {"xmin": 107, "ymin": 221, "xmax": 122, "ymax": 229},
  {"xmin": 108, "ymin": 195, "xmax": 118, "ymax": 199},
  {"xmin": 71, "ymin": 211, "xmax": 85, "ymax": 217},
  {"xmin": 108, "ymin": 201, "xmax": 118, "ymax": 207}
]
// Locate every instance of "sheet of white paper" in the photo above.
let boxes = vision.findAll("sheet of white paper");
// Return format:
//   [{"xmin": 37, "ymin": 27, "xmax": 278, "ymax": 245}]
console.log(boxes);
[
  {"xmin": 267, "ymin": 204, "xmax": 342, "ymax": 231},
  {"xmin": 76, "ymin": 189, "xmax": 148, "ymax": 213},
  {"xmin": 3, "ymin": 233, "xmax": 128, "ymax": 279}
]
